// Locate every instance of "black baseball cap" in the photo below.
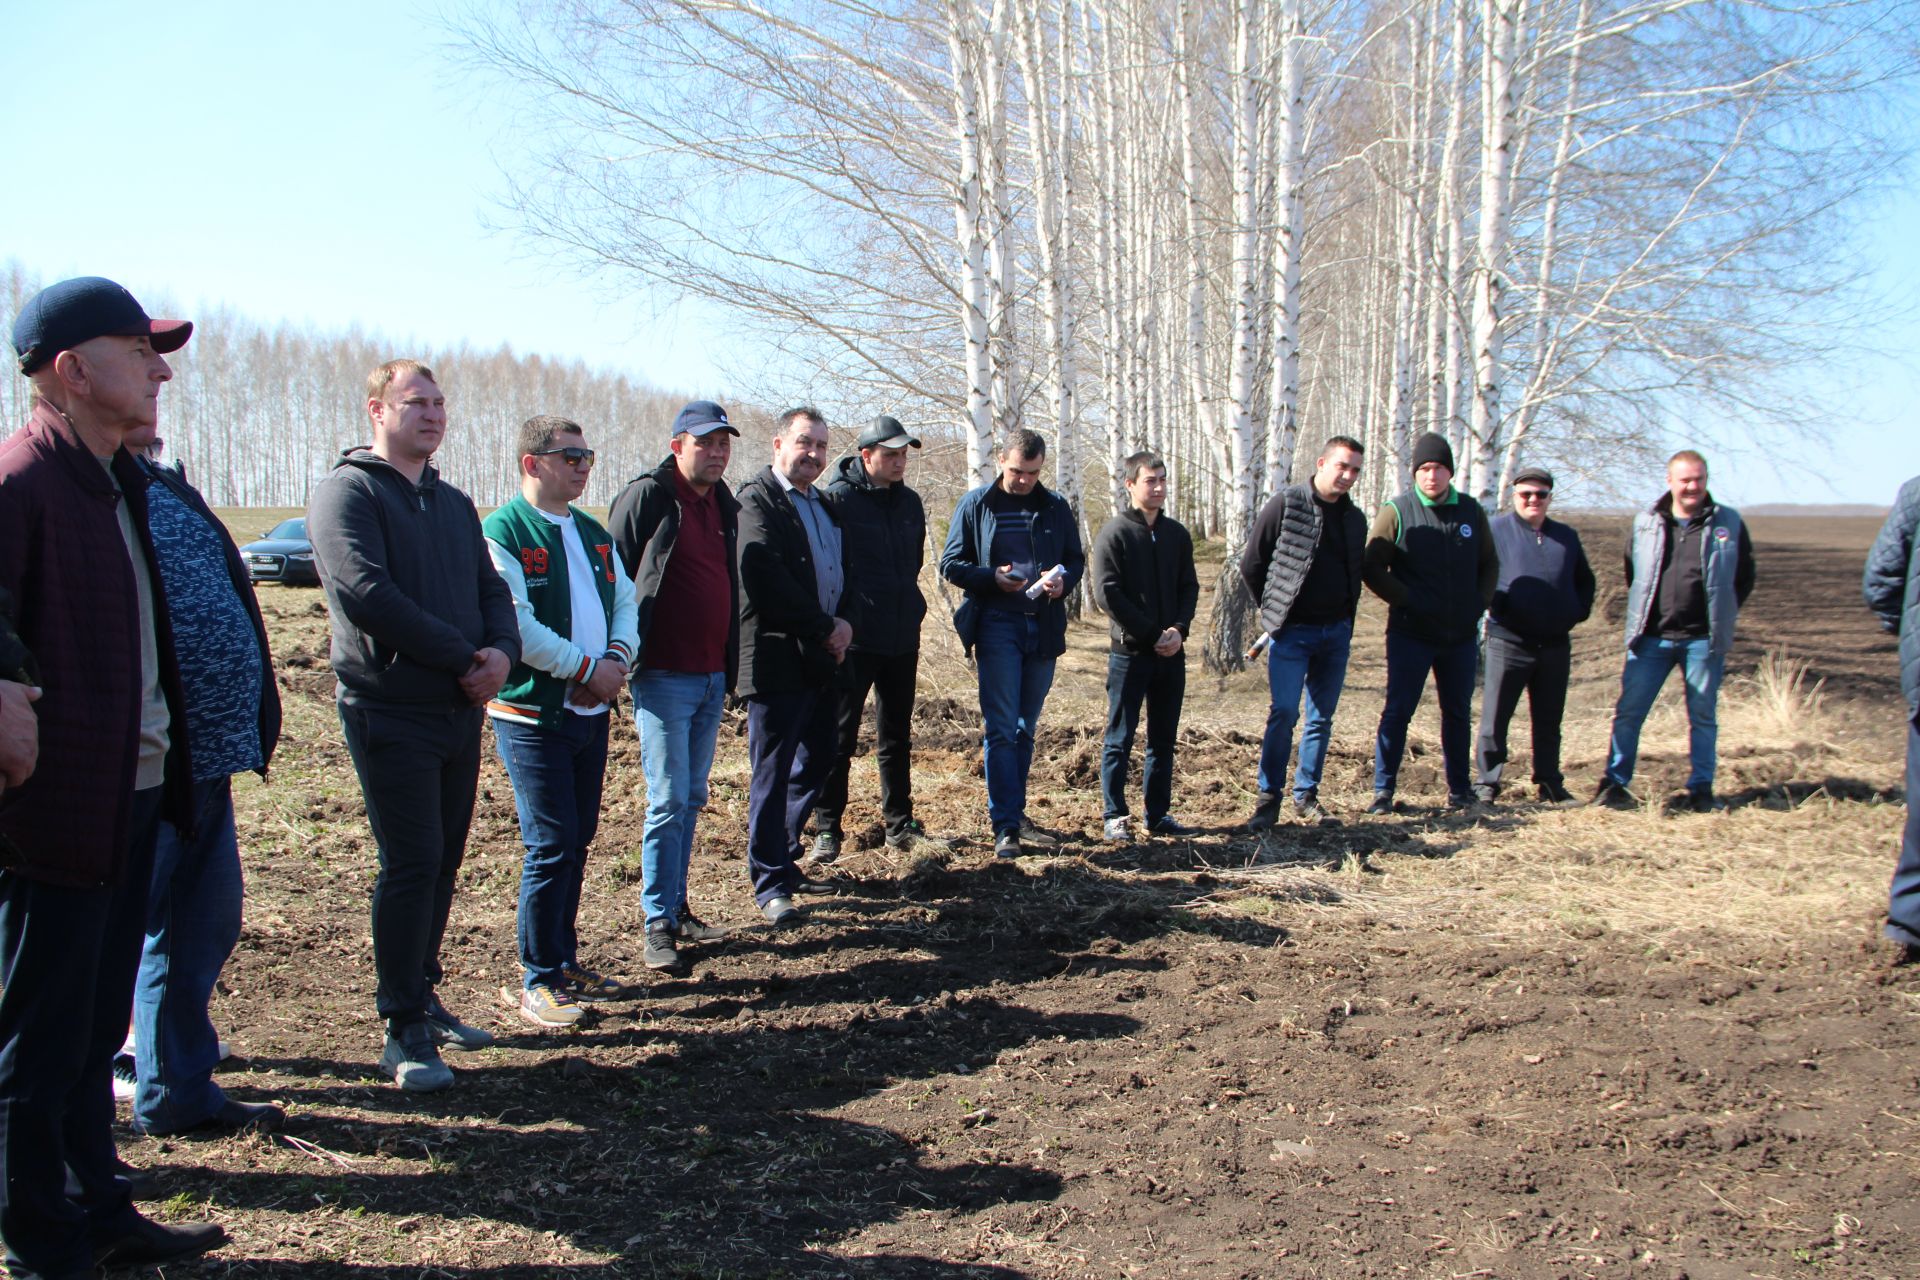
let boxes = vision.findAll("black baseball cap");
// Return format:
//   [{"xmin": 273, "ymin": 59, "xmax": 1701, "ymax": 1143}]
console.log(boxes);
[
  {"xmin": 12, "ymin": 277, "xmax": 192, "ymax": 375},
  {"xmin": 671, "ymin": 400, "xmax": 739, "ymax": 440},
  {"xmin": 1511, "ymin": 466, "xmax": 1554, "ymax": 489},
  {"xmin": 857, "ymin": 415, "xmax": 921, "ymax": 450}
]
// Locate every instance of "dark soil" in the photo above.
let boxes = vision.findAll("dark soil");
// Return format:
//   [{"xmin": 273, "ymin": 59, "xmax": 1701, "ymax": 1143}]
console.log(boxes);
[{"xmin": 125, "ymin": 513, "xmax": 1918, "ymax": 1278}]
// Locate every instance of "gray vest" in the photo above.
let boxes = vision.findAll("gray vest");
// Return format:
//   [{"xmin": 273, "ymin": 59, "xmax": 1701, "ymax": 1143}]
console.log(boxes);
[{"xmin": 1623, "ymin": 501, "xmax": 1744, "ymax": 658}]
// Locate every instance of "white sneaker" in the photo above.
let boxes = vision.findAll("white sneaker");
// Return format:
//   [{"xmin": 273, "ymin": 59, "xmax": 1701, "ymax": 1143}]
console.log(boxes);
[{"xmin": 1103, "ymin": 817, "xmax": 1130, "ymax": 843}]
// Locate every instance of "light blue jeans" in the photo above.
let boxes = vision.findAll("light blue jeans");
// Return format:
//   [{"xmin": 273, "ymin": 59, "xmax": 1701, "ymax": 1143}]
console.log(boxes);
[
  {"xmin": 632, "ymin": 669, "xmax": 726, "ymax": 927},
  {"xmin": 974, "ymin": 611, "xmax": 1057, "ymax": 836},
  {"xmin": 1603, "ymin": 635, "xmax": 1724, "ymax": 792}
]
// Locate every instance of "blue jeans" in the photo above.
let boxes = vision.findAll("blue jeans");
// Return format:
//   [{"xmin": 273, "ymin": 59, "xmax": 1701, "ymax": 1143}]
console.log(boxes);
[
  {"xmin": 1887, "ymin": 717, "xmax": 1920, "ymax": 948},
  {"xmin": 974, "ymin": 610, "xmax": 1057, "ymax": 835},
  {"xmin": 632, "ymin": 669, "xmax": 725, "ymax": 928},
  {"xmin": 1258, "ymin": 619, "xmax": 1353, "ymax": 802},
  {"xmin": 1101, "ymin": 651, "xmax": 1185, "ymax": 822},
  {"xmin": 745, "ymin": 689, "xmax": 837, "ymax": 905},
  {"xmin": 1374, "ymin": 630, "xmax": 1478, "ymax": 797},
  {"xmin": 1603, "ymin": 635, "xmax": 1724, "ymax": 792},
  {"xmin": 131, "ymin": 777, "xmax": 243, "ymax": 1134},
  {"xmin": 494, "ymin": 713, "xmax": 611, "ymax": 989}
]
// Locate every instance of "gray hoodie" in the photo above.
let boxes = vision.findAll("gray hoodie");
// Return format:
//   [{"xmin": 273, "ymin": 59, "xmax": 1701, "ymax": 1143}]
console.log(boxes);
[{"xmin": 307, "ymin": 447, "xmax": 519, "ymax": 707}]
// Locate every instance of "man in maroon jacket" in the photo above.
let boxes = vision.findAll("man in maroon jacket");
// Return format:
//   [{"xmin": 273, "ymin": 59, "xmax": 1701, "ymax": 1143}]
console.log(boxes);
[{"xmin": 0, "ymin": 278, "xmax": 227, "ymax": 1277}]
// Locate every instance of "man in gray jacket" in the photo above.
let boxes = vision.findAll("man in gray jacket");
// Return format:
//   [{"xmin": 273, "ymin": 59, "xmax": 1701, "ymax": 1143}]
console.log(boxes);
[
  {"xmin": 309, "ymin": 359, "xmax": 521, "ymax": 1092},
  {"xmin": 1864, "ymin": 476, "xmax": 1920, "ymax": 964},
  {"xmin": 1593, "ymin": 450, "xmax": 1754, "ymax": 813},
  {"xmin": 1239, "ymin": 436, "xmax": 1367, "ymax": 827}
]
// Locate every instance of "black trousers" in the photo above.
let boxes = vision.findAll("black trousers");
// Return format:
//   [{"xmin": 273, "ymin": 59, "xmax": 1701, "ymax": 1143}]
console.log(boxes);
[
  {"xmin": 0, "ymin": 787, "xmax": 158, "ymax": 1276},
  {"xmin": 338, "ymin": 701, "xmax": 482, "ymax": 1031},
  {"xmin": 814, "ymin": 649, "xmax": 919, "ymax": 840},
  {"xmin": 1474, "ymin": 633, "xmax": 1572, "ymax": 791}
]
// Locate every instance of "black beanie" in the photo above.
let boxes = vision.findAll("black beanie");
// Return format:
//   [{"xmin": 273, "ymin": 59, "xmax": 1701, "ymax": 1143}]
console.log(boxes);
[{"xmin": 1410, "ymin": 432, "xmax": 1454, "ymax": 475}]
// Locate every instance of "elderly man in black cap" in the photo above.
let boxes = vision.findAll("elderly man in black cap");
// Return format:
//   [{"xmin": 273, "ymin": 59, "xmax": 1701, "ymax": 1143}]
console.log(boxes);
[
  {"xmin": 1472, "ymin": 467, "xmax": 1595, "ymax": 806},
  {"xmin": 1, "ymin": 277, "xmax": 229, "ymax": 1275},
  {"xmin": 810, "ymin": 415, "xmax": 952, "ymax": 866},
  {"xmin": 1362, "ymin": 432, "xmax": 1499, "ymax": 814}
]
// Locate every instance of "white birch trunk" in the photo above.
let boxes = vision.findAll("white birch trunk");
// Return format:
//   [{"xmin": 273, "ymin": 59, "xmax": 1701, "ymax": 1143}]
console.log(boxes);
[
  {"xmin": 947, "ymin": 0, "xmax": 996, "ymax": 482},
  {"xmin": 1468, "ymin": 0, "xmax": 1519, "ymax": 503},
  {"xmin": 1264, "ymin": 0, "xmax": 1304, "ymax": 494},
  {"xmin": 1222, "ymin": 0, "xmax": 1262, "ymax": 552}
]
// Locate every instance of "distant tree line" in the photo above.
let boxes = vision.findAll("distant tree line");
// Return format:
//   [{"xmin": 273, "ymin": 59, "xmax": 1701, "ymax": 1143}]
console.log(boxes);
[{"xmin": 1, "ymin": 261, "xmax": 703, "ymax": 510}]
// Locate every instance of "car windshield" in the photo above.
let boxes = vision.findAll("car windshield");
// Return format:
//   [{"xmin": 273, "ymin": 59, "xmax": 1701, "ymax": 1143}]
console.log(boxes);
[{"xmin": 268, "ymin": 518, "xmax": 307, "ymax": 540}]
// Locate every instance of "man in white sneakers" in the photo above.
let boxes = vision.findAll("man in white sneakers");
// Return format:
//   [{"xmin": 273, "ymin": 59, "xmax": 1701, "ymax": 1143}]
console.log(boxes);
[{"xmin": 483, "ymin": 417, "xmax": 640, "ymax": 1027}]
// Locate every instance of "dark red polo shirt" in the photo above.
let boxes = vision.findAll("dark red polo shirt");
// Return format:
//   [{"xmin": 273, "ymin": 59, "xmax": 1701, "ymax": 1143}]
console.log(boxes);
[{"xmin": 643, "ymin": 467, "xmax": 731, "ymax": 674}]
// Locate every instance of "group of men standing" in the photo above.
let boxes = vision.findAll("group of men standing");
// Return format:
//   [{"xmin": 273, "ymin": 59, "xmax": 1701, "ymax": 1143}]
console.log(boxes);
[
  {"xmin": 24, "ymin": 274, "xmax": 1920, "ymax": 1280},
  {"xmin": 1240, "ymin": 431, "xmax": 1754, "ymax": 828}
]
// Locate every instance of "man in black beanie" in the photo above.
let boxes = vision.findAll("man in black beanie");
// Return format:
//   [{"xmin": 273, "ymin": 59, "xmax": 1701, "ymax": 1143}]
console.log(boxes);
[{"xmin": 1362, "ymin": 433, "xmax": 1499, "ymax": 813}]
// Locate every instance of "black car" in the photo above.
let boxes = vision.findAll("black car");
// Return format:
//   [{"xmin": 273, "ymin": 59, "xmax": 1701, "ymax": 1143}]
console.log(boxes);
[{"xmin": 240, "ymin": 517, "xmax": 320, "ymax": 586}]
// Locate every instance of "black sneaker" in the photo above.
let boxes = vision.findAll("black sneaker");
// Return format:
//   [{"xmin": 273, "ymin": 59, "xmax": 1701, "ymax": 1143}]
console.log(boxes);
[
  {"xmin": 1146, "ymin": 816, "xmax": 1198, "ymax": 837},
  {"xmin": 1246, "ymin": 794, "xmax": 1282, "ymax": 832},
  {"xmin": 643, "ymin": 922, "xmax": 681, "ymax": 971},
  {"xmin": 1447, "ymin": 792, "xmax": 1482, "ymax": 812},
  {"xmin": 1895, "ymin": 942, "xmax": 1920, "ymax": 968},
  {"xmin": 423, "ymin": 992, "xmax": 495, "ymax": 1051},
  {"xmin": 1017, "ymin": 823, "xmax": 1061, "ymax": 849},
  {"xmin": 886, "ymin": 820, "xmax": 957, "ymax": 853},
  {"xmin": 380, "ymin": 1023, "xmax": 453, "ymax": 1092},
  {"xmin": 1365, "ymin": 792, "xmax": 1394, "ymax": 816},
  {"xmin": 675, "ymin": 909, "xmax": 730, "ymax": 942},
  {"xmin": 810, "ymin": 830, "xmax": 843, "ymax": 863},
  {"xmin": 1589, "ymin": 781, "xmax": 1637, "ymax": 811},
  {"xmin": 1537, "ymin": 781, "xmax": 1578, "ymax": 807},
  {"xmin": 994, "ymin": 829, "xmax": 1022, "ymax": 859}
]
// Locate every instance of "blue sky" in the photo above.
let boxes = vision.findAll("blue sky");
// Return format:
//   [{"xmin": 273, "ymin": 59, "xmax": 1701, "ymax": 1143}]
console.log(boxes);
[{"xmin": 3, "ymin": 0, "xmax": 1914, "ymax": 505}]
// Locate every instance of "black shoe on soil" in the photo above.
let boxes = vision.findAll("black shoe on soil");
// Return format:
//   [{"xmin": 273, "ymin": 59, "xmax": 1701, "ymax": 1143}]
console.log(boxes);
[
  {"xmin": 810, "ymin": 830, "xmax": 842, "ymax": 863},
  {"xmin": 94, "ymin": 1216, "xmax": 227, "ymax": 1267},
  {"xmin": 1017, "ymin": 823, "xmax": 1061, "ymax": 849},
  {"xmin": 1365, "ymin": 792, "xmax": 1394, "ymax": 817},
  {"xmin": 1246, "ymin": 795, "xmax": 1282, "ymax": 832},
  {"xmin": 994, "ymin": 830, "xmax": 1022, "ymax": 859},
  {"xmin": 1589, "ymin": 781, "xmax": 1637, "ymax": 811},
  {"xmin": 1537, "ymin": 781, "xmax": 1579, "ymax": 806},
  {"xmin": 1295, "ymin": 794, "xmax": 1338, "ymax": 826},
  {"xmin": 1685, "ymin": 788, "xmax": 1727, "ymax": 813},
  {"xmin": 1146, "ymin": 816, "xmax": 1198, "ymax": 837},
  {"xmin": 643, "ymin": 921, "xmax": 681, "ymax": 971}
]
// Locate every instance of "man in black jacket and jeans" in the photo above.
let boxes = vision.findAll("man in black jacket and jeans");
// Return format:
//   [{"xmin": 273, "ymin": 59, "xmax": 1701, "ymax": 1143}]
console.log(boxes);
[
  {"xmin": 736, "ymin": 408, "xmax": 852, "ymax": 926},
  {"xmin": 1239, "ymin": 436, "xmax": 1368, "ymax": 827},
  {"xmin": 1473, "ymin": 466, "xmax": 1595, "ymax": 805},
  {"xmin": 811, "ymin": 416, "xmax": 949, "ymax": 863},
  {"xmin": 1363, "ymin": 432, "xmax": 1499, "ymax": 813},
  {"xmin": 1092, "ymin": 452, "xmax": 1200, "ymax": 842},
  {"xmin": 308, "ymin": 359, "xmax": 520, "ymax": 1093}
]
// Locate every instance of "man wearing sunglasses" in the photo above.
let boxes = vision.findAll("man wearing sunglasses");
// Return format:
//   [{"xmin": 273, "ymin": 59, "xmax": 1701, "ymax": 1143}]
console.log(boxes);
[
  {"xmin": 1473, "ymin": 467, "xmax": 1595, "ymax": 806},
  {"xmin": 483, "ymin": 418, "xmax": 639, "ymax": 1027}
]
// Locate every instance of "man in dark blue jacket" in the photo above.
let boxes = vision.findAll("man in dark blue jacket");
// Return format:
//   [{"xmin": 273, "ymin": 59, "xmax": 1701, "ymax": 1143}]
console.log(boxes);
[
  {"xmin": 1864, "ymin": 476, "xmax": 1920, "ymax": 965},
  {"xmin": 1473, "ymin": 467, "xmax": 1595, "ymax": 805},
  {"xmin": 812, "ymin": 416, "xmax": 949, "ymax": 863},
  {"xmin": 940, "ymin": 430, "xmax": 1084, "ymax": 858}
]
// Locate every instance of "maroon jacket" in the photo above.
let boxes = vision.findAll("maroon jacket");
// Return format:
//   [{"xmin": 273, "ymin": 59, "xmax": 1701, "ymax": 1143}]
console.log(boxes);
[{"xmin": 0, "ymin": 401, "xmax": 190, "ymax": 886}]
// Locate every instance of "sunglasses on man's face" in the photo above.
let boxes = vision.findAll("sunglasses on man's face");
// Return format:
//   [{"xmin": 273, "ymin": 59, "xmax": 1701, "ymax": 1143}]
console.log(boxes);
[
  {"xmin": 1513, "ymin": 489, "xmax": 1550, "ymax": 501},
  {"xmin": 535, "ymin": 446, "xmax": 596, "ymax": 467}
]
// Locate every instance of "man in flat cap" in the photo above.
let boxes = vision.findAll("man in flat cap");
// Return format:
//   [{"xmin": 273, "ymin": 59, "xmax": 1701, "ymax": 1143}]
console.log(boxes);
[
  {"xmin": 1472, "ymin": 466, "xmax": 1595, "ymax": 806},
  {"xmin": 1, "ymin": 277, "xmax": 229, "ymax": 1274},
  {"xmin": 811, "ymin": 415, "xmax": 951, "ymax": 867}
]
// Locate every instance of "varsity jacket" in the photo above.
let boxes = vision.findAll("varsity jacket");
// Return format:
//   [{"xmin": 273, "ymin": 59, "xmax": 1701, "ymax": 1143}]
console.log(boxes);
[{"xmin": 482, "ymin": 494, "xmax": 640, "ymax": 728}]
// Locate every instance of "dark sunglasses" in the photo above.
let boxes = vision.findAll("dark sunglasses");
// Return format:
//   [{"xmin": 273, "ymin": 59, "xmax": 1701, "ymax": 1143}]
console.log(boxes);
[
  {"xmin": 1513, "ymin": 489, "xmax": 1551, "ymax": 501},
  {"xmin": 534, "ymin": 446, "xmax": 596, "ymax": 466}
]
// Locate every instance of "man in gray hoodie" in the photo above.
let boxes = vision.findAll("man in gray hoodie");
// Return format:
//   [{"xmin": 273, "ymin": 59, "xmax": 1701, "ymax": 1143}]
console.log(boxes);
[{"xmin": 308, "ymin": 359, "xmax": 520, "ymax": 1093}]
